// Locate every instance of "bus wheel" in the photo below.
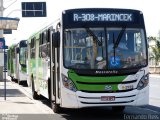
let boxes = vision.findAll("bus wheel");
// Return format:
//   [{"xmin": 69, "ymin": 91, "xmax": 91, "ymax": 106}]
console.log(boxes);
[
  {"xmin": 51, "ymin": 102, "xmax": 61, "ymax": 113},
  {"xmin": 18, "ymin": 79, "xmax": 22, "ymax": 85},
  {"xmin": 11, "ymin": 76, "xmax": 14, "ymax": 81},
  {"xmin": 31, "ymin": 78, "xmax": 39, "ymax": 100},
  {"xmin": 112, "ymin": 106, "xmax": 125, "ymax": 112}
]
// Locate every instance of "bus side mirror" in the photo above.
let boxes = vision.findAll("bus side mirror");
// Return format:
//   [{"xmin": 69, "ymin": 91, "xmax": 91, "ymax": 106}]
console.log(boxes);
[
  {"xmin": 20, "ymin": 40, "xmax": 27, "ymax": 48},
  {"xmin": 52, "ymin": 32, "xmax": 60, "ymax": 48},
  {"xmin": 16, "ymin": 47, "xmax": 20, "ymax": 53}
]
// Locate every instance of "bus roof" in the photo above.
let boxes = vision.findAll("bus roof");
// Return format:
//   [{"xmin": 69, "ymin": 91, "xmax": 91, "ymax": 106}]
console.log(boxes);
[{"xmin": 63, "ymin": 8, "xmax": 142, "ymax": 12}]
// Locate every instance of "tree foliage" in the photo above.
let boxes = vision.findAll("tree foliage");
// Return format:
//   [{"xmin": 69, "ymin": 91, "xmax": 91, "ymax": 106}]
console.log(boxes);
[
  {"xmin": 150, "ymin": 40, "xmax": 160, "ymax": 66},
  {"xmin": 148, "ymin": 36, "xmax": 157, "ymax": 41}
]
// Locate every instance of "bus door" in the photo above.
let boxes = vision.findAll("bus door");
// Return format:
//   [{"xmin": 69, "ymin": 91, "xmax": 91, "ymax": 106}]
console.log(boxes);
[{"xmin": 50, "ymin": 30, "xmax": 60, "ymax": 104}]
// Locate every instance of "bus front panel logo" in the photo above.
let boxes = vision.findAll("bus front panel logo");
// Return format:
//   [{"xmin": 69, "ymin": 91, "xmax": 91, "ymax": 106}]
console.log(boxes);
[{"xmin": 104, "ymin": 85, "xmax": 112, "ymax": 91}]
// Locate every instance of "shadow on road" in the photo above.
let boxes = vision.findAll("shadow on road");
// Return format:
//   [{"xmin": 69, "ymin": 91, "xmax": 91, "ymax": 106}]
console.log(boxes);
[
  {"xmin": 141, "ymin": 105, "xmax": 160, "ymax": 113},
  {"xmin": 0, "ymin": 89, "xmax": 25, "ymax": 97},
  {"xmin": 54, "ymin": 107, "xmax": 125, "ymax": 120},
  {"xmin": 52, "ymin": 105, "xmax": 160, "ymax": 120}
]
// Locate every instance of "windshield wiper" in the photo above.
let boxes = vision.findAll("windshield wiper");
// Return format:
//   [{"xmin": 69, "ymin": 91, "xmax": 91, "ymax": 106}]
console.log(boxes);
[
  {"xmin": 84, "ymin": 27, "xmax": 103, "ymax": 68},
  {"xmin": 112, "ymin": 26, "xmax": 126, "ymax": 64},
  {"xmin": 84, "ymin": 27, "xmax": 102, "ymax": 46},
  {"xmin": 113, "ymin": 26, "xmax": 126, "ymax": 49}
]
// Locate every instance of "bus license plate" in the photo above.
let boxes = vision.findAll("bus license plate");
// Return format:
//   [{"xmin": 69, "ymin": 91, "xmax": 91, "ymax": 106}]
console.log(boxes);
[{"xmin": 101, "ymin": 96, "xmax": 115, "ymax": 101}]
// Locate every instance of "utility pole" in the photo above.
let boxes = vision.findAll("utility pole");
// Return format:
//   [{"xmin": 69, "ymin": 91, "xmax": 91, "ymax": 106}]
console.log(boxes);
[
  {"xmin": 0, "ymin": 0, "xmax": 4, "ymax": 81},
  {"xmin": 0, "ymin": 0, "xmax": 3, "ymax": 37},
  {"xmin": 0, "ymin": 0, "xmax": 6, "ymax": 100},
  {"xmin": 0, "ymin": 0, "xmax": 19, "ymax": 100}
]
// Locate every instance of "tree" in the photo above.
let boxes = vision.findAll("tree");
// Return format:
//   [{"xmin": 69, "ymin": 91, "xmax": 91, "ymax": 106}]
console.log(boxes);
[
  {"xmin": 150, "ymin": 40, "xmax": 160, "ymax": 66},
  {"xmin": 147, "ymin": 36, "xmax": 157, "ymax": 41}
]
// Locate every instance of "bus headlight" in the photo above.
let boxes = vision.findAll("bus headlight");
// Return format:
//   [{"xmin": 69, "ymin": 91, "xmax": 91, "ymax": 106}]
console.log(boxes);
[
  {"xmin": 62, "ymin": 74, "xmax": 77, "ymax": 92},
  {"xmin": 137, "ymin": 74, "xmax": 149, "ymax": 90}
]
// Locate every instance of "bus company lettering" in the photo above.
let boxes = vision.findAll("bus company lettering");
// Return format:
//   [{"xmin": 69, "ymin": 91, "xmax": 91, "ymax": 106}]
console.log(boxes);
[
  {"xmin": 73, "ymin": 13, "xmax": 133, "ymax": 22},
  {"xmin": 95, "ymin": 70, "xmax": 118, "ymax": 74}
]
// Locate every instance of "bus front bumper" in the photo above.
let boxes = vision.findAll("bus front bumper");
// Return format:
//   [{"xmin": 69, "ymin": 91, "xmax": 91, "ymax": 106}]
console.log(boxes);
[{"xmin": 61, "ymin": 86, "xmax": 149, "ymax": 108}]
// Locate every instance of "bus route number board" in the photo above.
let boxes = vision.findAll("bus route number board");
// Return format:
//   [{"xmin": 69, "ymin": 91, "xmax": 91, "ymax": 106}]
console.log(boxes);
[{"xmin": 101, "ymin": 96, "xmax": 115, "ymax": 101}]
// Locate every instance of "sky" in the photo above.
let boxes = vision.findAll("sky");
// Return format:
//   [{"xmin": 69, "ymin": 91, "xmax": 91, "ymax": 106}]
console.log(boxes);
[{"xmin": 3, "ymin": 0, "xmax": 160, "ymax": 46}]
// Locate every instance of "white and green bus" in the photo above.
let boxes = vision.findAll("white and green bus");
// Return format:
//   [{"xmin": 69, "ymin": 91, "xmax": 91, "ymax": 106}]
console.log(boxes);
[
  {"xmin": 7, "ymin": 44, "xmax": 16, "ymax": 79},
  {"xmin": 7, "ymin": 40, "xmax": 28, "ymax": 85},
  {"xmin": 27, "ymin": 8, "xmax": 149, "ymax": 113}
]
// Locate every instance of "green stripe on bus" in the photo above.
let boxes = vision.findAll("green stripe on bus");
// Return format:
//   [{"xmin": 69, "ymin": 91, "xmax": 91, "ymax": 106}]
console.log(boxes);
[{"xmin": 68, "ymin": 70, "xmax": 127, "ymax": 91}]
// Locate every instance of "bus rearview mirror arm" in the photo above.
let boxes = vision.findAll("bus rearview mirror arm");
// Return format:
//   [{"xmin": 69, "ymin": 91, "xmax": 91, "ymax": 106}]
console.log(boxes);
[{"xmin": 52, "ymin": 32, "xmax": 60, "ymax": 48}]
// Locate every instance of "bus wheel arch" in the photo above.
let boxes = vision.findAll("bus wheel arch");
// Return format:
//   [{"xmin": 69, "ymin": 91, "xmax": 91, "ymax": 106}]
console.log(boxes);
[
  {"xmin": 31, "ymin": 74, "xmax": 39, "ymax": 100},
  {"xmin": 51, "ymin": 102, "xmax": 61, "ymax": 113},
  {"xmin": 17, "ymin": 78, "xmax": 22, "ymax": 85},
  {"xmin": 48, "ymin": 77, "xmax": 62, "ymax": 113}
]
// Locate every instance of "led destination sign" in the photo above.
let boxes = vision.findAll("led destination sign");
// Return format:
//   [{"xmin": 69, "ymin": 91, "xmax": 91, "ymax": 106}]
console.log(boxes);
[{"xmin": 73, "ymin": 13, "xmax": 133, "ymax": 22}]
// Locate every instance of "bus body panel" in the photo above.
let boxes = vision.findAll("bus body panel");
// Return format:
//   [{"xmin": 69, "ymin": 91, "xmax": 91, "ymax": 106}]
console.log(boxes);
[
  {"xmin": 19, "ymin": 69, "xmax": 28, "ymax": 81},
  {"xmin": 7, "ymin": 49, "xmax": 11, "ymax": 76},
  {"xmin": 60, "ymin": 66, "xmax": 149, "ymax": 108},
  {"xmin": 28, "ymin": 27, "xmax": 52, "ymax": 99},
  {"xmin": 7, "ymin": 45, "xmax": 17, "ymax": 79},
  {"xmin": 61, "ymin": 86, "xmax": 149, "ymax": 108}
]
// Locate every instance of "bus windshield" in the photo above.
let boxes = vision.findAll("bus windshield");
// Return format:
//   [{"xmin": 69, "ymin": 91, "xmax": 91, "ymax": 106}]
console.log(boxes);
[
  {"xmin": 64, "ymin": 27, "xmax": 147, "ymax": 70},
  {"xmin": 20, "ymin": 47, "xmax": 27, "ymax": 66}
]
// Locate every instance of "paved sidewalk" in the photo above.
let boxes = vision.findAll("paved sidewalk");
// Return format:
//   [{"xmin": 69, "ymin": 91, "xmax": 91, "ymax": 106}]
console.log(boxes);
[{"xmin": 0, "ymin": 79, "xmax": 53, "ymax": 114}]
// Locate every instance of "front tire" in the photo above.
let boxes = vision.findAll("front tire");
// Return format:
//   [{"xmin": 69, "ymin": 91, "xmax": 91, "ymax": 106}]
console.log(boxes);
[
  {"xmin": 31, "ymin": 77, "xmax": 39, "ymax": 100},
  {"xmin": 48, "ymin": 79, "xmax": 62, "ymax": 113},
  {"xmin": 11, "ymin": 76, "xmax": 15, "ymax": 81},
  {"xmin": 51, "ymin": 102, "xmax": 61, "ymax": 113}
]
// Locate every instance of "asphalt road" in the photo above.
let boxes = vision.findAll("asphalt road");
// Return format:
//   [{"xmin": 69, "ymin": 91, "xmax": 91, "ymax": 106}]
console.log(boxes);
[
  {"xmin": 3, "ymin": 75, "xmax": 160, "ymax": 120},
  {"xmin": 149, "ymin": 75, "xmax": 160, "ymax": 103}
]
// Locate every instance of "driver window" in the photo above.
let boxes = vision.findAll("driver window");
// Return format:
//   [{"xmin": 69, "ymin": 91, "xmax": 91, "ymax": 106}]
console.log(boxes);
[{"xmin": 64, "ymin": 28, "xmax": 106, "ymax": 69}]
